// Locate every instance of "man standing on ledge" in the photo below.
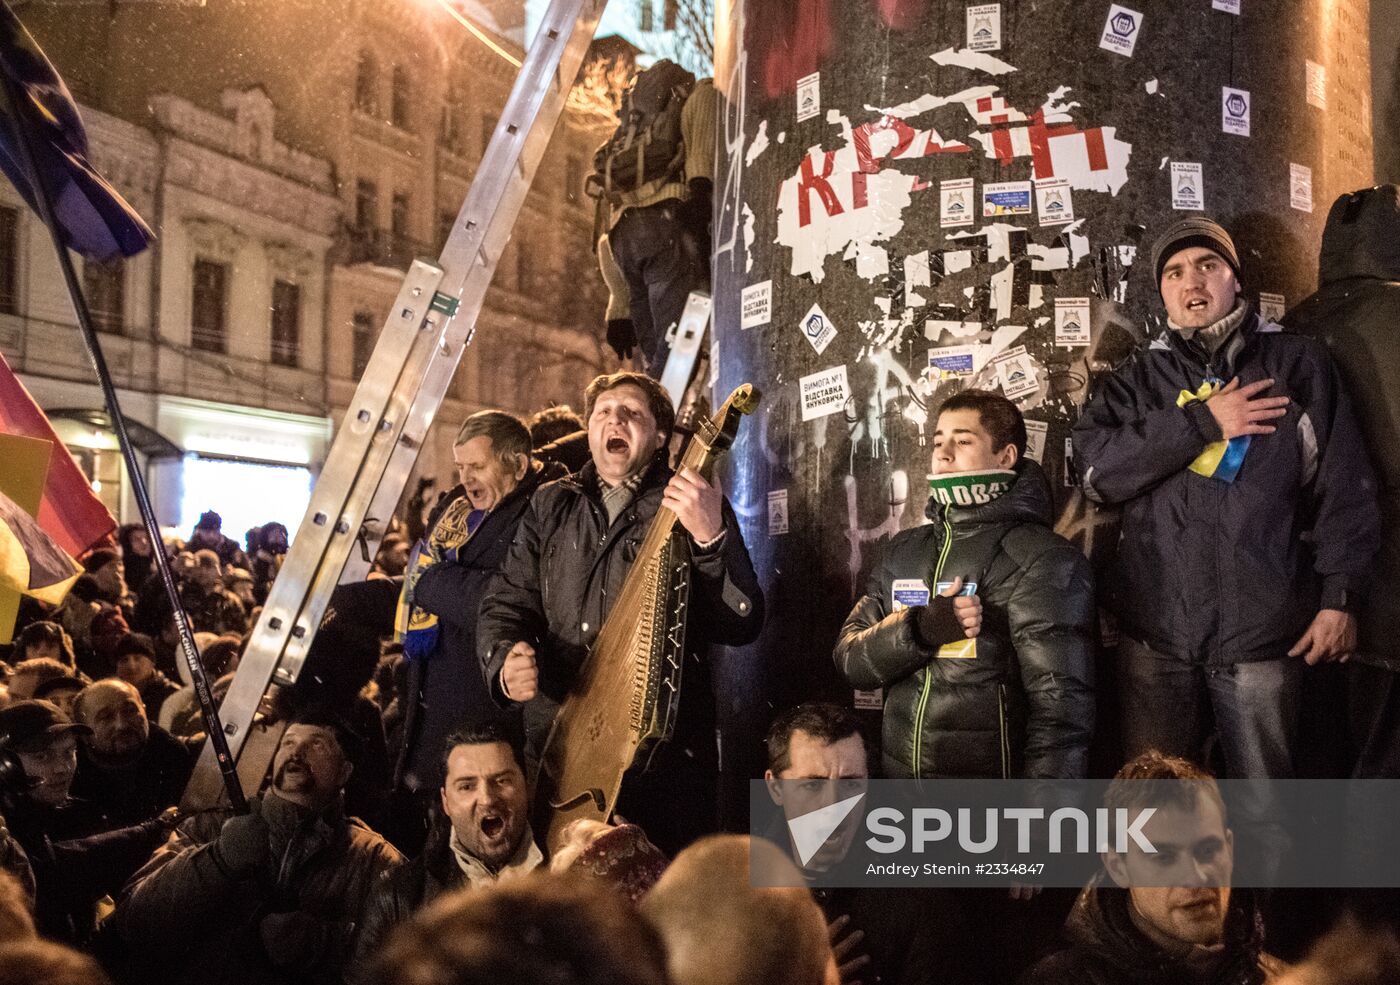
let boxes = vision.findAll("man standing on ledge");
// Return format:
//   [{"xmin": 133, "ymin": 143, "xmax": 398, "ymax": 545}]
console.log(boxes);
[
  {"xmin": 477, "ymin": 371, "xmax": 763, "ymax": 854},
  {"xmin": 1073, "ymin": 217, "xmax": 1380, "ymax": 782}
]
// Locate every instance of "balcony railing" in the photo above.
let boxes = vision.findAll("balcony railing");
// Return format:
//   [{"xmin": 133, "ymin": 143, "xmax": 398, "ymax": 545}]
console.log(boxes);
[{"xmin": 342, "ymin": 227, "xmax": 433, "ymax": 271}]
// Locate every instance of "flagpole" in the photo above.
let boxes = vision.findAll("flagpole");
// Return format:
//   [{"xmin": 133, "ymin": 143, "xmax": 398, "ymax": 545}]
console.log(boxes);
[{"xmin": 0, "ymin": 75, "xmax": 248, "ymax": 813}]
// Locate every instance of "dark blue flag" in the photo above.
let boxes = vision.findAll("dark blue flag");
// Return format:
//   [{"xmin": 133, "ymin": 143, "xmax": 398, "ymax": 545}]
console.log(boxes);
[{"xmin": 0, "ymin": 1, "xmax": 151, "ymax": 261}]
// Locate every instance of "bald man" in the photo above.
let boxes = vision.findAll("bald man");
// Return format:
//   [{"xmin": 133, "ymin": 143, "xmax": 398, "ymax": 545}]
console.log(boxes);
[
  {"xmin": 641, "ymin": 835, "xmax": 838, "ymax": 985},
  {"xmin": 71, "ymin": 679, "xmax": 194, "ymax": 826}
]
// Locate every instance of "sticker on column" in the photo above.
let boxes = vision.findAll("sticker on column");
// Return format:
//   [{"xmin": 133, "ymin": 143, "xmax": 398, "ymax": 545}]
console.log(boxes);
[
  {"xmin": 1055, "ymin": 297, "xmax": 1091, "ymax": 347},
  {"xmin": 966, "ymin": 4, "xmax": 1001, "ymax": 52},
  {"xmin": 1063, "ymin": 437, "xmax": 1079, "ymax": 487},
  {"xmin": 1024, "ymin": 419, "xmax": 1048, "ymax": 465},
  {"xmin": 741, "ymin": 280, "xmax": 772, "ymax": 330},
  {"xmin": 1258, "ymin": 291, "xmax": 1286, "ymax": 323},
  {"xmin": 767, "ymin": 489, "xmax": 789, "ymax": 535},
  {"xmin": 1222, "ymin": 87, "xmax": 1250, "ymax": 137},
  {"xmin": 983, "ymin": 180, "xmax": 1032, "ymax": 218},
  {"xmin": 1212, "ymin": 0, "xmax": 1240, "ymax": 12},
  {"xmin": 853, "ymin": 689, "xmax": 885, "ymax": 710},
  {"xmin": 994, "ymin": 345, "xmax": 1040, "ymax": 401},
  {"xmin": 799, "ymin": 364, "xmax": 851, "ymax": 421},
  {"xmin": 1099, "ymin": 5, "xmax": 1143, "ymax": 57},
  {"xmin": 796, "ymin": 72, "xmax": 820, "ymax": 123},
  {"xmin": 1171, "ymin": 162, "xmax": 1204, "ymax": 211},
  {"xmin": 1306, "ymin": 60, "xmax": 1327, "ymax": 109},
  {"xmin": 799, "ymin": 303, "xmax": 838, "ymax": 355},
  {"xmin": 1290, "ymin": 163, "xmax": 1313, "ymax": 213},
  {"xmin": 1035, "ymin": 179, "xmax": 1075, "ymax": 226},
  {"xmin": 928, "ymin": 344, "xmax": 976, "ymax": 381},
  {"xmin": 940, "ymin": 178, "xmax": 975, "ymax": 228}
]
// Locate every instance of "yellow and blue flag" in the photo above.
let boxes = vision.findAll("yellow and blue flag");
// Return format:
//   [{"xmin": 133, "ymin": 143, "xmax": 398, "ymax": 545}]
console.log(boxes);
[
  {"xmin": 0, "ymin": 486, "xmax": 79, "ymax": 605},
  {"xmin": 1177, "ymin": 379, "xmax": 1251, "ymax": 482}
]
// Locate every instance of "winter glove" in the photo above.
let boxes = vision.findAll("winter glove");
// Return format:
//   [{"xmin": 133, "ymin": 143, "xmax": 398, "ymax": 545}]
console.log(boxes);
[
  {"xmin": 210, "ymin": 803, "xmax": 270, "ymax": 877},
  {"xmin": 607, "ymin": 318, "xmax": 637, "ymax": 361},
  {"xmin": 259, "ymin": 910, "xmax": 332, "ymax": 969},
  {"xmin": 911, "ymin": 597, "xmax": 964, "ymax": 649}
]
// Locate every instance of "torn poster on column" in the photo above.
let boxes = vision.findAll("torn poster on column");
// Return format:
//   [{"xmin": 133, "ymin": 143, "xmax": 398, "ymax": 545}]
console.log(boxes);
[
  {"xmin": 983, "ymin": 180, "xmax": 1032, "ymax": 217},
  {"xmin": 1024, "ymin": 419, "xmax": 1048, "ymax": 464},
  {"xmin": 1171, "ymin": 162, "xmax": 1204, "ymax": 211},
  {"xmin": 799, "ymin": 302, "xmax": 839, "ymax": 355},
  {"xmin": 966, "ymin": 4, "xmax": 1001, "ymax": 52},
  {"xmin": 796, "ymin": 72, "xmax": 821, "ymax": 123},
  {"xmin": 941, "ymin": 178, "xmax": 975, "ymax": 228},
  {"xmin": 800, "ymin": 365, "xmax": 851, "ymax": 421},
  {"xmin": 1099, "ymin": 5, "xmax": 1143, "ymax": 57},
  {"xmin": 1258, "ymin": 292, "xmax": 1286, "ymax": 323},
  {"xmin": 1306, "ymin": 60, "xmax": 1326, "ymax": 109},
  {"xmin": 767, "ymin": 490, "xmax": 789, "ymax": 535},
  {"xmin": 1222, "ymin": 88, "xmax": 1251, "ymax": 137},
  {"xmin": 928, "ymin": 344, "xmax": 977, "ymax": 381},
  {"xmin": 994, "ymin": 345, "xmax": 1040, "ymax": 400},
  {"xmin": 1035, "ymin": 179, "xmax": 1075, "ymax": 226},
  {"xmin": 1290, "ymin": 163, "xmax": 1313, "ymax": 212},
  {"xmin": 741, "ymin": 281, "xmax": 772, "ymax": 329},
  {"xmin": 1212, "ymin": 0, "xmax": 1241, "ymax": 11},
  {"xmin": 1055, "ymin": 298, "xmax": 1092, "ymax": 347}
]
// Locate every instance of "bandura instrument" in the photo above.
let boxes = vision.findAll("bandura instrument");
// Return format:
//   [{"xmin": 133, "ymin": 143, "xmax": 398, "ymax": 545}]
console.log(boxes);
[{"xmin": 536, "ymin": 383, "xmax": 760, "ymax": 850}]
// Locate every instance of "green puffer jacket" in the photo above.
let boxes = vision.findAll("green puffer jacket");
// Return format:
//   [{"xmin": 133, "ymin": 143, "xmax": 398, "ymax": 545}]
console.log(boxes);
[{"xmin": 834, "ymin": 460, "xmax": 1095, "ymax": 779}]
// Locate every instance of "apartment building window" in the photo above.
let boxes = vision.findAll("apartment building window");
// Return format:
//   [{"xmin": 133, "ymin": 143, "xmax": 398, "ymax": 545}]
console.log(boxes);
[
  {"xmin": 83, "ymin": 258, "xmax": 125, "ymax": 334},
  {"xmin": 355, "ymin": 51, "xmax": 378, "ymax": 115},
  {"xmin": 481, "ymin": 114, "xmax": 497, "ymax": 153},
  {"xmin": 391, "ymin": 192, "xmax": 411, "ymax": 239},
  {"xmin": 190, "ymin": 258, "xmax": 228, "ymax": 353},
  {"xmin": 391, "ymin": 65, "xmax": 411, "ymax": 129},
  {"xmin": 355, "ymin": 179, "xmax": 378, "ymax": 231},
  {"xmin": 664, "ymin": 0, "xmax": 678, "ymax": 30},
  {"xmin": 0, "ymin": 206, "xmax": 18, "ymax": 315},
  {"xmin": 564, "ymin": 154, "xmax": 583, "ymax": 204},
  {"xmin": 270, "ymin": 279, "xmax": 301, "ymax": 367},
  {"xmin": 352, "ymin": 310, "xmax": 376, "ymax": 378},
  {"xmin": 437, "ymin": 210, "xmax": 456, "ymax": 250},
  {"xmin": 639, "ymin": 0, "xmax": 653, "ymax": 32}
]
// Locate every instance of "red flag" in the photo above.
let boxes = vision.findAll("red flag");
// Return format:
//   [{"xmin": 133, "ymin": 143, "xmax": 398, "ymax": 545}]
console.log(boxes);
[{"xmin": 0, "ymin": 352, "xmax": 114, "ymax": 554}]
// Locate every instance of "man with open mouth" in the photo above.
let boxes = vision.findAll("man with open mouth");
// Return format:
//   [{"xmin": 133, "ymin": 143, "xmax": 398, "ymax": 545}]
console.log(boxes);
[{"xmin": 1073, "ymin": 217, "xmax": 1379, "ymax": 875}]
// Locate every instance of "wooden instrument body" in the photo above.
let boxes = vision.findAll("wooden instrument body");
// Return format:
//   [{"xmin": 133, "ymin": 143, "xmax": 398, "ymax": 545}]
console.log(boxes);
[{"xmin": 536, "ymin": 384, "xmax": 759, "ymax": 851}]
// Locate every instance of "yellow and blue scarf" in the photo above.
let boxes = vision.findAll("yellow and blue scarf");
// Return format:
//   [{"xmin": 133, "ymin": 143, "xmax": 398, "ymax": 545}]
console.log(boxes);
[{"xmin": 1176, "ymin": 379, "xmax": 1250, "ymax": 482}]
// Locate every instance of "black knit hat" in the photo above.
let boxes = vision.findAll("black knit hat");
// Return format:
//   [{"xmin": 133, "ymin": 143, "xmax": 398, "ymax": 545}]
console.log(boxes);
[{"xmin": 1150, "ymin": 217, "xmax": 1241, "ymax": 290}]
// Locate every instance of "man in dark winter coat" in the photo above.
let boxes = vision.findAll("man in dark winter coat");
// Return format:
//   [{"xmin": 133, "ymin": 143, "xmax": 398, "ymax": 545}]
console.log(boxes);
[
  {"xmin": 395, "ymin": 412, "xmax": 560, "ymax": 800},
  {"xmin": 835, "ymin": 389, "xmax": 1096, "ymax": 781},
  {"xmin": 114, "ymin": 711, "xmax": 402, "ymax": 985},
  {"xmin": 1073, "ymin": 217, "xmax": 1380, "ymax": 783},
  {"xmin": 478, "ymin": 371, "xmax": 764, "ymax": 853},
  {"xmin": 1284, "ymin": 186, "xmax": 1400, "ymax": 779},
  {"xmin": 187, "ymin": 510, "xmax": 250, "ymax": 572},
  {"xmin": 349, "ymin": 723, "xmax": 542, "ymax": 985},
  {"xmin": 1022, "ymin": 752, "xmax": 1286, "ymax": 985}
]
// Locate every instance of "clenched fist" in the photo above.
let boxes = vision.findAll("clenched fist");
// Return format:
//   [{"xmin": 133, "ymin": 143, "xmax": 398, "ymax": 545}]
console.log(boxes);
[{"xmin": 500, "ymin": 641, "xmax": 539, "ymax": 702}]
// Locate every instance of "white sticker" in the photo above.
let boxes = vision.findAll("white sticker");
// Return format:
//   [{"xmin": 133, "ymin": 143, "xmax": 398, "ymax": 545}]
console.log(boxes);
[
  {"xmin": 1024, "ymin": 419, "xmax": 1048, "ymax": 464},
  {"xmin": 1290, "ymin": 163, "xmax": 1313, "ymax": 213},
  {"xmin": 799, "ymin": 365, "xmax": 851, "ymax": 422},
  {"xmin": 741, "ymin": 280, "xmax": 772, "ymax": 330},
  {"xmin": 1221, "ymin": 87, "xmax": 1251, "ymax": 137},
  {"xmin": 1099, "ymin": 5, "xmax": 1143, "ymax": 58},
  {"xmin": 1258, "ymin": 291, "xmax": 1286, "ymax": 323},
  {"xmin": 796, "ymin": 72, "xmax": 820, "ymax": 123},
  {"xmin": 994, "ymin": 344, "xmax": 1040, "ymax": 400},
  {"xmin": 1212, "ymin": 0, "xmax": 1240, "ymax": 12},
  {"xmin": 1055, "ymin": 297, "xmax": 1092, "ymax": 347},
  {"xmin": 1306, "ymin": 60, "xmax": 1327, "ymax": 109},
  {"xmin": 1171, "ymin": 161, "xmax": 1204, "ymax": 211},
  {"xmin": 767, "ymin": 489, "xmax": 789, "ymax": 535},
  {"xmin": 982, "ymin": 180, "xmax": 1033, "ymax": 217},
  {"xmin": 853, "ymin": 689, "xmax": 885, "ymax": 710},
  {"xmin": 1064, "ymin": 437, "xmax": 1078, "ymax": 487},
  {"xmin": 939, "ymin": 178, "xmax": 975, "ymax": 228},
  {"xmin": 966, "ymin": 4, "xmax": 1001, "ymax": 52},
  {"xmin": 928, "ymin": 344, "xmax": 977, "ymax": 381},
  {"xmin": 1035, "ymin": 179, "xmax": 1075, "ymax": 227},
  {"xmin": 799, "ymin": 302, "xmax": 838, "ymax": 355},
  {"xmin": 891, "ymin": 578, "xmax": 932, "ymax": 611}
]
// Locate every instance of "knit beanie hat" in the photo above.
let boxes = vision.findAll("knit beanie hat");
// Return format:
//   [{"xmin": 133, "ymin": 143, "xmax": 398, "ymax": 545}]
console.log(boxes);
[{"xmin": 1150, "ymin": 217, "xmax": 1241, "ymax": 291}]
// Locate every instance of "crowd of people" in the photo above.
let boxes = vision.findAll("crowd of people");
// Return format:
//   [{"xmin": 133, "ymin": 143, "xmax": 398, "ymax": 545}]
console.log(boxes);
[{"xmin": 1, "ymin": 205, "xmax": 1399, "ymax": 985}]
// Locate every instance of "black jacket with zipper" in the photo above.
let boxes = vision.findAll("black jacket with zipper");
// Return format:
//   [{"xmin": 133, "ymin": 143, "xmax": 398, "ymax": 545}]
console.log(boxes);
[
  {"xmin": 834, "ymin": 460, "xmax": 1095, "ymax": 780},
  {"xmin": 477, "ymin": 452, "xmax": 764, "ymax": 767},
  {"xmin": 1072, "ymin": 307, "xmax": 1380, "ymax": 665}
]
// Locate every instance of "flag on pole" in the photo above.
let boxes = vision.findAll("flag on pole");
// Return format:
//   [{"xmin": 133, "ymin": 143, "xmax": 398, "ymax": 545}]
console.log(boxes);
[
  {"xmin": 0, "ymin": 1, "xmax": 151, "ymax": 260},
  {"xmin": 0, "ymin": 486, "xmax": 79, "ymax": 604},
  {"xmin": 0, "ymin": 353, "xmax": 114, "ymax": 554}
]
